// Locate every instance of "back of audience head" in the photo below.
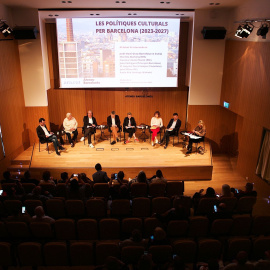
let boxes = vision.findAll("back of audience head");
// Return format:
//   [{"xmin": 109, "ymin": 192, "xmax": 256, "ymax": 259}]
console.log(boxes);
[
  {"xmin": 137, "ymin": 171, "xmax": 147, "ymax": 183},
  {"xmin": 33, "ymin": 186, "xmax": 42, "ymax": 196},
  {"xmin": 236, "ymin": 251, "xmax": 248, "ymax": 265},
  {"xmin": 245, "ymin": 182, "xmax": 254, "ymax": 192},
  {"xmin": 24, "ymin": 170, "xmax": 31, "ymax": 180},
  {"xmin": 119, "ymin": 185, "xmax": 129, "ymax": 198},
  {"xmin": 95, "ymin": 163, "xmax": 102, "ymax": 171},
  {"xmin": 61, "ymin": 172, "xmax": 68, "ymax": 181},
  {"xmin": 118, "ymin": 171, "xmax": 124, "ymax": 181},
  {"xmin": 42, "ymin": 170, "xmax": 51, "ymax": 181},
  {"xmin": 156, "ymin": 170, "xmax": 163, "ymax": 178},
  {"xmin": 153, "ymin": 227, "xmax": 166, "ymax": 241},
  {"xmin": 131, "ymin": 229, "xmax": 143, "ymax": 243},
  {"xmin": 222, "ymin": 184, "xmax": 231, "ymax": 196},
  {"xmin": 3, "ymin": 171, "xmax": 11, "ymax": 180},
  {"xmin": 70, "ymin": 178, "xmax": 79, "ymax": 191},
  {"xmin": 34, "ymin": 206, "xmax": 45, "ymax": 218},
  {"xmin": 205, "ymin": 187, "xmax": 216, "ymax": 197}
]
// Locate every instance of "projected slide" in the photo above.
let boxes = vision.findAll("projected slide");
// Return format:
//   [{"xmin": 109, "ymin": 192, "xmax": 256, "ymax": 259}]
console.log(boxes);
[{"xmin": 56, "ymin": 18, "xmax": 180, "ymax": 88}]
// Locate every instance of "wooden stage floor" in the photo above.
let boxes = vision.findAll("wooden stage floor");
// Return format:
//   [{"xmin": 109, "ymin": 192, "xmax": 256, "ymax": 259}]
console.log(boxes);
[{"xmin": 19, "ymin": 138, "xmax": 213, "ymax": 181}]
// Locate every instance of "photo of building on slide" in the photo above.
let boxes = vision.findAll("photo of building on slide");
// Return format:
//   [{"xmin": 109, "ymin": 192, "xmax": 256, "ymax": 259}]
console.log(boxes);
[{"xmin": 57, "ymin": 18, "xmax": 179, "ymax": 80}]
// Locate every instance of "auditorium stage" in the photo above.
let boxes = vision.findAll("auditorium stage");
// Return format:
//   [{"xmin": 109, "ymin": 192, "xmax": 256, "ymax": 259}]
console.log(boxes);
[{"xmin": 14, "ymin": 139, "xmax": 213, "ymax": 181}]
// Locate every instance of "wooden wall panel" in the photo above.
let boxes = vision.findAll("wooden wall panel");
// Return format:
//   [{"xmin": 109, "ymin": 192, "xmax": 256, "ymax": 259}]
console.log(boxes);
[
  {"xmin": 220, "ymin": 40, "xmax": 270, "ymax": 180},
  {"xmin": 25, "ymin": 106, "xmax": 50, "ymax": 144},
  {"xmin": 0, "ymin": 40, "xmax": 29, "ymax": 176},
  {"xmin": 45, "ymin": 22, "xmax": 189, "ymax": 132}
]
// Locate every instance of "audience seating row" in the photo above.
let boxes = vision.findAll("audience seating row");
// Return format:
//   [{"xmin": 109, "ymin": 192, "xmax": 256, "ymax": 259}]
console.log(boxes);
[
  {"xmin": 0, "ymin": 196, "xmax": 257, "ymax": 221},
  {"xmin": 1, "ymin": 215, "xmax": 270, "ymax": 242},
  {"xmin": 1, "ymin": 181, "xmax": 185, "ymax": 198},
  {"xmin": 1, "ymin": 236, "xmax": 270, "ymax": 268}
]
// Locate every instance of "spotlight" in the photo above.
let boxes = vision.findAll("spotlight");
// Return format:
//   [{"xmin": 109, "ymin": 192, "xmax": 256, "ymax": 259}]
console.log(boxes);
[
  {"xmin": 257, "ymin": 23, "xmax": 269, "ymax": 39},
  {"xmin": 235, "ymin": 23, "xmax": 253, "ymax": 38},
  {"xmin": 0, "ymin": 21, "xmax": 12, "ymax": 37}
]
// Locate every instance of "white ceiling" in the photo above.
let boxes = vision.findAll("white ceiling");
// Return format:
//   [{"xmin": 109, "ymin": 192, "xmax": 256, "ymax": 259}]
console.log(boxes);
[{"xmin": 0, "ymin": 0, "xmax": 246, "ymax": 10}]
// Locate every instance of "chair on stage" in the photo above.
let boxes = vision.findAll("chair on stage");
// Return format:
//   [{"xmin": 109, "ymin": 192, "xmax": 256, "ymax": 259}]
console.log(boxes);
[
  {"xmin": 168, "ymin": 127, "xmax": 181, "ymax": 147},
  {"xmin": 109, "ymin": 125, "xmax": 122, "ymax": 144},
  {"xmin": 149, "ymin": 126, "xmax": 163, "ymax": 143},
  {"xmin": 195, "ymin": 136, "xmax": 206, "ymax": 154},
  {"xmin": 82, "ymin": 126, "xmax": 96, "ymax": 145},
  {"xmin": 38, "ymin": 138, "xmax": 52, "ymax": 154}
]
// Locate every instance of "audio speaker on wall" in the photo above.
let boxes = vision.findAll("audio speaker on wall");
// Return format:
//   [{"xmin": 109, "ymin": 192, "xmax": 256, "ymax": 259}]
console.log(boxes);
[
  {"xmin": 202, "ymin": 27, "xmax": 227, "ymax": 39},
  {"xmin": 13, "ymin": 26, "xmax": 38, "ymax": 39}
]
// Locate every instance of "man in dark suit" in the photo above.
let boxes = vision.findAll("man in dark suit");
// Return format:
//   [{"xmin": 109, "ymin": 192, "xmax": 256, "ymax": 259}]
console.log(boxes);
[
  {"xmin": 159, "ymin": 113, "xmax": 181, "ymax": 149},
  {"xmin": 36, "ymin": 118, "xmax": 65, "ymax": 156},
  {"xmin": 83, "ymin": 110, "xmax": 98, "ymax": 148},
  {"xmin": 123, "ymin": 112, "xmax": 138, "ymax": 143},
  {"xmin": 92, "ymin": 163, "xmax": 110, "ymax": 183},
  {"xmin": 107, "ymin": 111, "xmax": 121, "ymax": 145}
]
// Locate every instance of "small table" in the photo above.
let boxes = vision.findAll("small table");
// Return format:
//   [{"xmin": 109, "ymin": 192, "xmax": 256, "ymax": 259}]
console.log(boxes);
[
  {"xmin": 97, "ymin": 124, "xmax": 108, "ymax": 141},
  {"xmin": 137, "ymin": 125, "xmax": 149, "ymax": 142}
]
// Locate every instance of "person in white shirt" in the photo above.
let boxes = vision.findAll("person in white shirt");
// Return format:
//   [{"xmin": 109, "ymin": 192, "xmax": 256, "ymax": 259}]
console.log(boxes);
[
  {"xmin": 159, "ymin": 113, "xmax": 181, "ymax": 149},
  {"xmin": 63, "ymin": 113, "xmax": 78, "ymax": 147},
  {"xmin": 150, "ymin": 111, "xmax": 163, "ymax": 146},
  {"xmin": 36, "ymin": 118, "xmax": 65, "ymax": 156}
]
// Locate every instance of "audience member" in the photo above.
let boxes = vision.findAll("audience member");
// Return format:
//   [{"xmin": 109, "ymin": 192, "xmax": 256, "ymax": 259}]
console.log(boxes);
[
  {"xmin": 236, "ymin": 183, "xmax": 257, "ymax": 198},
  {"xmin": 66, "ymin": 176, "xmax": 86, "ymax": 201},
  {"xmin": 154, "ymin": 204, "xmax": 188, "ymax": 223},
  {"xmin": 31, "ymin": 206, "xmax": 55, "ymax": 224},
  {"xmin": 1, "ymin": 185, "xmax": 22, "ymax": 200},
  {"xmin": 254, "ymin": 250, "xmax": 270, "ymax": 270},
  {"xmin": 1, "ymin": 171, "xmax": 16, "ymax": 184},
  {"xmin": 129, "ymin": 170, "xmax": 148, "ymax": 187},
  {"xmin": 193, "ymin": 187, "xmax": 217, "ymax": 199},
  {"xmin": 208, "ymin": 202, "xmax": 232, "ymax": 222},
  {"xmin": 25, "ymin": 186, "xmax": 53, "ymax": 203},
  {"xmin": 92, "ymin": 163, "xmax": 110, "ymax": 183},
  {"xmin": 20, "ymin": 170, "xmax": 39, "ymax": 185},
  {"xmin": 151, "ymin": 170, "xmax": 167, "ymax": 184},
  {"xmin": 220, "ymin": 184, "xmax": 234, "ymax": 198},
  {"xmin": 5, "ymin": 207, "xmax": 31, "ymax": 223},
  {"xmin": 224, "ymin": 251, "xmax": 254, "ymax": 270},
  {"xmin": 120, "ymin": 229, "xmax": 147, "ymax": 248},
  {"xmin": 80, "ymin": 173, "xmax": 92, "ymax": 184},
  {"xmin": 149, "ymin": 227, "xmax": 169, "ymax": 246},
  {"xmin": 58, "ymin": 172, "xmax": 69, "ymax": 183},
  {"xmin": 39, "ymin": 171, "xmax": 56, "ymax": 186}
]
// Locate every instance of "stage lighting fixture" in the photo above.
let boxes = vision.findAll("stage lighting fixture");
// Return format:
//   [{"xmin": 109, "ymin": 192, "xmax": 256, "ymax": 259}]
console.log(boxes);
[
  {"xmin": 0, "ymin": 21, "xmax": 12, "ymax": 37},
  {"xmin": 235, "ymin": 23, "xmax": 253, "ymax": 38},
  {"xmin": 257, "ymin": 23, "xmax": 269, "ymax": 39}
]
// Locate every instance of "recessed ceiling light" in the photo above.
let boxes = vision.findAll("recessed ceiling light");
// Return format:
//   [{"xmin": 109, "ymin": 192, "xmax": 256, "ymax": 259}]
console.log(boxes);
[
  {"xmin": 128, "ymin": 13, "xmax": 132, "ymax": 15},
  {"xmin": 215, "ymin": 2, "xmax": 220, "ymax": 5},
  {"xmin": 96, "ymin": 14, "xmax": 100, "ymax": 15},
  {"xmin": 55, "ymin": 14, "xmax": 59, "ymax": 16},
  {"xmin": 67, "ymin": 1, "xmax": 72, "ymax": 3},
  {"xmin": 166, "ymin": 1, "xmax": 170, "ymax": 4},
  {"xmin": 122, "ymin": 1, "xmax": 126, "ymax": 3},
  {"xmin": 133, "ymin": 13, "xmax": 137, "ymax": 15},
  {"xmin": 176, "ymin": 14, "xmax": 179, "ymax": 15},
  {"xmin": 160, "ymin": 2, "xmax": 164, "ymax": 4},
  {"xmin": 61, "ymin": 1, "xmax": 66, "ymax": 3},
  {"xmin": 115, "ymin": 1, "xmax": 120, "ymax": 3},
  {"xmin": 209, "ymin": 3, "xmax": 214, "ymax": 5},
  {"xmin": 48, "ymin": 14, "xmax": 53, "ymax": 17}
]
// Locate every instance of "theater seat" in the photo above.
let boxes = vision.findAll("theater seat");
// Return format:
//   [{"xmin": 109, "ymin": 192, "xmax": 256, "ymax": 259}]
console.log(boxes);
[
  {"xmin": 226, "ymin": 237, "xmax": 252, "ymax": 261},
  {"xmin": 132, "ymin": 197, "xmax": 151, "ymax": 217},
  {"xmin": 99, "ymin": 218, "xmax": 120, "ymax": 240},
  {"xmin": 77, "ymin": 219, "xmax": 98, "ymax": 240},
  {"xmin": 152, "ymin": 197, "xmax": 171, "ymax": 214},
  {"xmin": 30, "ymin": 222, "xmax": 54, "ymax": 239},
  {"xmin": 149, "ymin": 245, "xmax": 173, "ymax": 264},
  {"xmin": 44, "ymin": 242, "xmax": 68, "ymax": 266},
  {"xmin": 121, "ymin": 246, "xmax": 145, "ymax": 265},
  {"xmin": 0, "ymin": 242, "xmax": 14, "ymax": 268},
  {"xmin": 143, "ymin": 217, "xmax": 163, "ymax": 238},
  {"xmin": 121, "ymin": 218, "xmax": 143, "ymax": 238},
  {"xmin": 130, "ymin": 182, "xmax": 148, "ymax": 198},
  {"xmin": 167, "ymin": 220, "xmax": 189, "ymax": 239},
  {"xmin": 24, "ymin": 199, "xmax": 43, "ymax": 216},
  {"xmin": 18, "ymin": 242, "xmax": 43, "ymax": 267},
  {"xmin": 230, "ymin": 215, "xmax": 252, "ymax": 236},
  {"xmin": 188, "ymin": 216, "xmax": 209, "ymax": 238},
  {"xmin": 197, "ymin": 239, "xmax": 222, "ymax": 262},
  {"xmin": 95, "ymin": 242, "xmax": 120, "ymax": 265},
  {"xmin": 55, "ymin": 219, "xmax": 76, "ymax": 240},
  {"xmin": 111, "ymin": 199, "xmax": 130, "ymax": 217},
  {"xmin": 46, "ymin": 199, "xmax": 66, "ymax": 219},
  {"xmin": 173, "ymin": 239, "xmax": 197, "ymax": 263},
  {"xmin": 70, "ymin": 242, "xmax": 94, "ymax": 266},
  {"xmin": 86, "ymin": 198, "xmax": 107, "ymax": 218},
  {"xmin": 166, "ymin": 181, "xmax": 184, "ymax": 197},
  {"xmin": 65, "ymin": 200, "xmax": 85, "ymax": 219},
  {"xmin": 93, "ymin": 183, "xmax": 109, "ymax": 198},
  {"xmin": 149, "ymin": 182, "xmax": 166, "ymax": 197}
]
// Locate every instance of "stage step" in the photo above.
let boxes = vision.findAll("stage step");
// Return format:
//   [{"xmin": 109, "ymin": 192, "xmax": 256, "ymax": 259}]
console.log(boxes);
[
  {"xmin": 11, "ymin": 160, "xmax": 30, "ymax": 165},
  {"xmin": 8, "ymin": 164, "xmax": 29, "ymax": 172}
]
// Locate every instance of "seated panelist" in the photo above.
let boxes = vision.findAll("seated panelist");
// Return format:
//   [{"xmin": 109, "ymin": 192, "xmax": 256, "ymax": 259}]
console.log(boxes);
[
  {"xmin": 107, "ymin": 111, "xmax": 121, "ymax": 145},
  {"xmin": 63, "ymin": 113, "xmax": 78, "ymax": 148},
  {"xmin": 83, "ymin": 110, "xmax": 97, "ymax": 148},
  {"xmin": 123, "ymin": 112, "xmax": 139, "ymax": 143},
  {"xmin": 186, "ymin": 120, "xmax": 206, "ymax": 154},
  {"xmin": 36, "ymin": 118, "xmax": 65, "ymax": 156},
  {"xmin": 150, "ymin": 111, "xmax": 163, "ymax": 146},
  {"xmin": 160, "ymin": 113, "xmax": 181, "ymax": 149}
]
